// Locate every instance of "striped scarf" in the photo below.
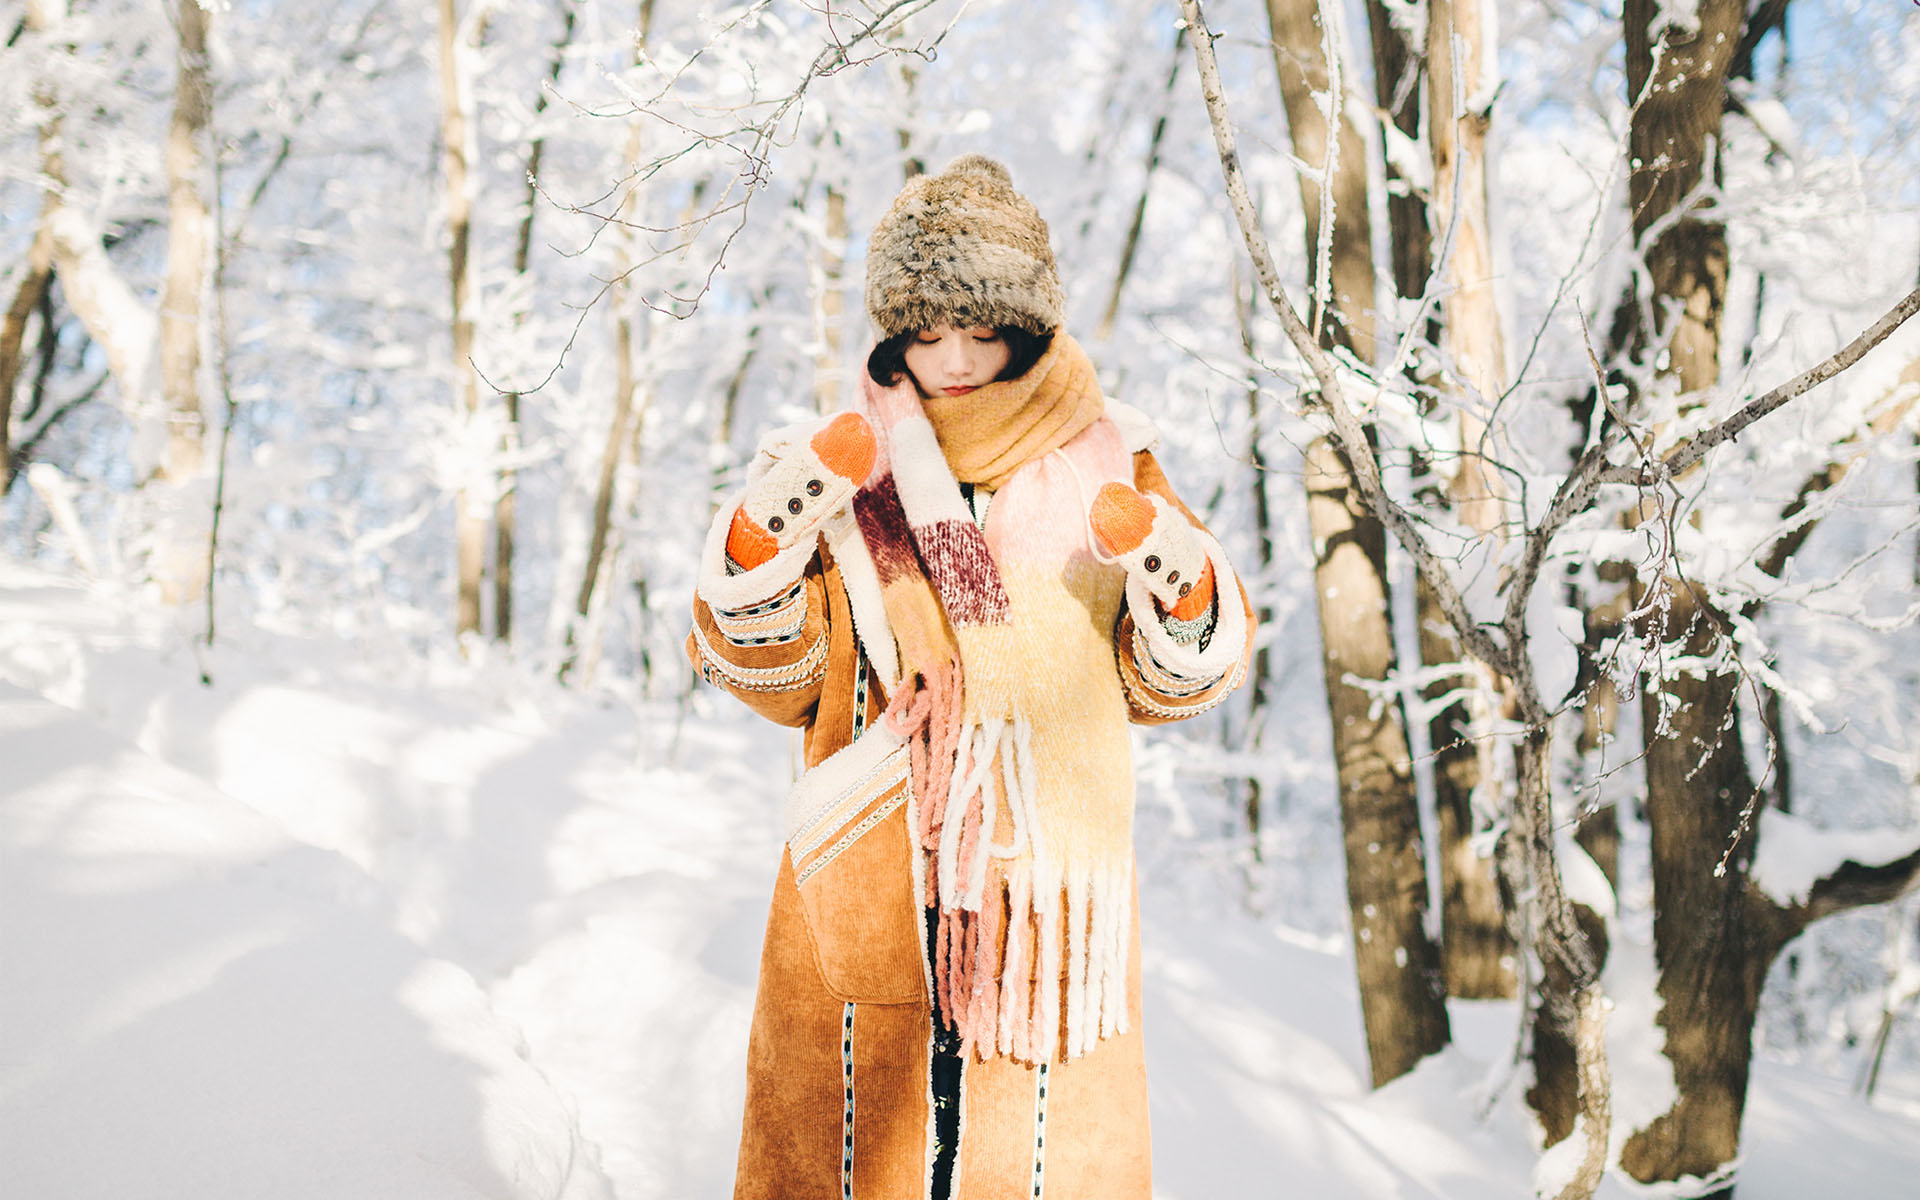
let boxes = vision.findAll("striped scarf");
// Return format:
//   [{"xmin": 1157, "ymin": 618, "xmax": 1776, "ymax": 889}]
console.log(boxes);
[{"xmin": 853, "ymin": 334, "xmax": 1138, "ymax": 1064}]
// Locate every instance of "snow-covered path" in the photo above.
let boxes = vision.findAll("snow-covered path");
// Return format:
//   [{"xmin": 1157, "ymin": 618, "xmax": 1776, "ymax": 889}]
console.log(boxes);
[
  {"xmin": 1, "ymin": 681, "xmax": 610, "ymax": 1199},
  {"xmin": 3, "ymin": 565, "xmax": 1916, "ymax": 1198}
]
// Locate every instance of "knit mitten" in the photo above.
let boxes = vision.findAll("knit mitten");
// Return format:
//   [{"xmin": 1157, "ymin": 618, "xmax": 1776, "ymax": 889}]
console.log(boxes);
[
  {"xmin": 1088, "ymin": 481, "xmax": 1216, "ymax": 639},
  {"xmin": 726, "ymin": 411, "xmax": 878, "ymax": 572}
]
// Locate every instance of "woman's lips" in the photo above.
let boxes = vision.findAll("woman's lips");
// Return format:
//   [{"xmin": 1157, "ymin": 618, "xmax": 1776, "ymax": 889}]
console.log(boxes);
[{"xmin": 941, "ymin": 385, "xmax": 978, "ymax": 396}]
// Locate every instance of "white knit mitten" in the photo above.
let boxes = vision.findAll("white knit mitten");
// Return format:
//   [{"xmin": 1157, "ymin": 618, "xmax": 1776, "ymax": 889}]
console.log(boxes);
[
  {"xmin": 726, "ymin": 412, "xmax": 877, "ymax": 573},
  {"xmin": 1087, "ymin": 481, "xmax": 1216, "ymax": 643}
]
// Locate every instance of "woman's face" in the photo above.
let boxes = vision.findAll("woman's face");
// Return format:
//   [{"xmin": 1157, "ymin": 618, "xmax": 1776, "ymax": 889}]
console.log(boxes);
[{"xmin": 901, "ymin": 324, "xmax": 1012, "ymax": 398}]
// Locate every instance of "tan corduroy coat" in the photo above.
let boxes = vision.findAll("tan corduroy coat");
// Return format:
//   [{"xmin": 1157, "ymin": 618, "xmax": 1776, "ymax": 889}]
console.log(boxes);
[{"xmin": 687, "ymin": 444, "xmax": 1252, "ymax": 1200}]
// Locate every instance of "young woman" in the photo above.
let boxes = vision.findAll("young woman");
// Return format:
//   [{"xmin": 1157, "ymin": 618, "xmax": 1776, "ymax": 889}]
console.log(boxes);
[{"xmin": 687, "ymin": 155, "xmax": 1253, "ymax": 1199}]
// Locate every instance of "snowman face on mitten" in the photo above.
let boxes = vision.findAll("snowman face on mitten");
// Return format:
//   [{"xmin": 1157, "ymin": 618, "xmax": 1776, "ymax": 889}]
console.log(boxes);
[
  {"xmin": 1088, "ymin": 481, "xmax": 1215, "ymax": 621},
  {"xmin": 727, "ymin": 412, "xmax": 877, "ymax": 571}
]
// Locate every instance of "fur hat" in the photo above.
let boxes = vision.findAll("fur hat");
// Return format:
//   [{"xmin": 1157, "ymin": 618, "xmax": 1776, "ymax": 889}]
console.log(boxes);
[{"xmin": 863, "ymin": 154, "xmax": 1064, "ymax": 339}]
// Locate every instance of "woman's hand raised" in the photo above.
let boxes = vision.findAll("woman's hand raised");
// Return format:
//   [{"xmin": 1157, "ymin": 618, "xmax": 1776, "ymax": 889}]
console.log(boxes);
[
  {"xmin": 726, "ymin": 412, "xmax": 878, "ymax": 572},
  {"xmin": 1088, "ymin": 481, "xmax": 1216, "ymax": 625}
]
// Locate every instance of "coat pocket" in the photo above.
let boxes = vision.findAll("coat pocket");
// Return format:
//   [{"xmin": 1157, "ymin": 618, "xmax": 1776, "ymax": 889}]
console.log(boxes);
[{"xmin": 784, "ymin": 726, "xmax": 926, "ymax": 1004}]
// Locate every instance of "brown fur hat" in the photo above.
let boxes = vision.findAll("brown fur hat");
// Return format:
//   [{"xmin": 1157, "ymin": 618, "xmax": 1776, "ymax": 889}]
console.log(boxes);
[{"xmin": 863, "ymin": 154, "xmax": 1064, "ymax": 339}]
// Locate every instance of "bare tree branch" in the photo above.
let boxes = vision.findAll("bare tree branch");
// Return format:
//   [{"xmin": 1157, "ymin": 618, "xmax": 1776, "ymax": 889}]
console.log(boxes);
[
  {"xmin": 1598, "ymin": 285, "xmax": 1920, "ymax": 487},
  {"xmin": 496, "ymin": 0, "xmax": 950, "ymax": 396}
]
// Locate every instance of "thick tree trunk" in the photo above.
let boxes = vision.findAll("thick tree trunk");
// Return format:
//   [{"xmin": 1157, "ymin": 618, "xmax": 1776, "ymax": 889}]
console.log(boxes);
[
  {"xmin": 1621, "ymin": 586, "xmax": 1788, "ymax": 1191},
  {"xmin": 1616, "ymin": 3, "xmax": 1760, "ymax": 1188},
  {"xmin": 436, "ymin": 0, "xmax": 485, "ymax": 643},
  {"xmin": 1362, "ymin": 0, "xmax": 1429, "ymax": 309},
  {"xmin": 1426, "ymin": 0, "xmax": 1508, "ymax": 445},
  {"xmin": 160, "ymin": 0, "xmax": 210, "ymax": 485},
  {"xmin": 1619, "ymin": 309, "xmax": 1920, "ymax": 1196},
  {"xmin": 1306, "ymin": 436, "xmax": 1450, "ymax": 1087},
  {"xmin": 1365, "ymin": 0, "xmax": 1514, "ymax": 995},
  {"xmin": 1262, "ymin": 0, "xmax": 1375, "ymax": 355},
  {"xmin": 1624, "ymin": 0, "xmax": 1741, "ymax": 396},
  {"xmin": 1417, "ymin": 574, "xmax": 1515, "ymax": 998},
  {"xmin": 149, "ymin": 0, "xmax": 214, "ymax": 605},
  {"xmin": 1266, "ymin": 0, "xmax": 1448, "ymax": 1084},
  {"xmin": 1623, "ymin": 352, "xmax": 1920, "ymax": 1188},
  {"xmin": 1423, "ymin": 0, "xmax": 1523, "ymax": 1002}
]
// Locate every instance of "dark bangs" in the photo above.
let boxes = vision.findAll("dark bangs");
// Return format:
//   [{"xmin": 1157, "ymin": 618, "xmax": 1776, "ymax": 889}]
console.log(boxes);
[{"xmin": 865, "ymin": 326, "xmax": 1055, "ymax": 388}]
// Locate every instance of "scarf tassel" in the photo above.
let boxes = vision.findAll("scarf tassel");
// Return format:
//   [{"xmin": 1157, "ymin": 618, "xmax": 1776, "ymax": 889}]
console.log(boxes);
[{"xmin": 885, "ymin": 701, "xmax": 1131, "ymax": 1065}]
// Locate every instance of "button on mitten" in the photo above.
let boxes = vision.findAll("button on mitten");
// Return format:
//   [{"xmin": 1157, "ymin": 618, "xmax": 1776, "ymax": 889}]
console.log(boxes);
[{"xmin": 726, "ymin": 411, "xmax": 878, "ymax": 572}]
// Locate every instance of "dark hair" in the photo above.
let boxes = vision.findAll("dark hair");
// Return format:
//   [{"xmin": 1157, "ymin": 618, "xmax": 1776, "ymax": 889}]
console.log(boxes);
[{"xmin": 865, "ymin": 326, "xmax": 1055, "ymax": 389}]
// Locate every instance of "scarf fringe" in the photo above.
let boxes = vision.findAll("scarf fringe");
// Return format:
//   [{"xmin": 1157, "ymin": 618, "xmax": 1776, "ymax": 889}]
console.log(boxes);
[
  {"xmin": 932, "ymin": 854, "xmax": 1133, "ymax": 1064},
  {"xmin": 887, "ymin": 693, "xmax": 1133, "ymax": 1064}
]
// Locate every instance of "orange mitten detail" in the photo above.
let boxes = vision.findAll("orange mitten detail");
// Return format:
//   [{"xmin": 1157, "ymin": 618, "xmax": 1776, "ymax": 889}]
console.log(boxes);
[
  {"xmin": 811, "ymin": 411, "xmax": 878, "ymax": 488},
  {"xmin": 726, "ymin": 505, "xmax": 779, "ymax": 571},
  {"xmin": 1089, "ymin": 482, "xmax": 1155, "ymax": 557}
]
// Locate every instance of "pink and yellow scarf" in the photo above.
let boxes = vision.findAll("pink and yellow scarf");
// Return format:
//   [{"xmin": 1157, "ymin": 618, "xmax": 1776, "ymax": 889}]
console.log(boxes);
[{"xmin": 853, "ymin": 333, "xmax": 1139, "ymax": 1064}]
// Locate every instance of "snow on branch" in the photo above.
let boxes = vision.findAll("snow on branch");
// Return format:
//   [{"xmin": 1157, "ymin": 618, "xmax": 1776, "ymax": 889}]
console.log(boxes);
[
  {"xmin": 1597, "ymin": 285, "xmax": 1920, "ymax": 489},
  {"xmin": 1752, "ymin": 809, "xmax": 1920, "ymax": 927}
]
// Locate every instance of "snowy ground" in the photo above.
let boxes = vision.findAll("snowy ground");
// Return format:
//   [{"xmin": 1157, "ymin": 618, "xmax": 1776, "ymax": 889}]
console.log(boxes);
[{"xmin": 3, "ymin": 562, "xmax": 1917, "ymax": 1198}]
